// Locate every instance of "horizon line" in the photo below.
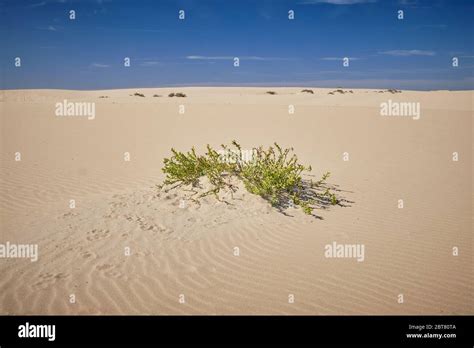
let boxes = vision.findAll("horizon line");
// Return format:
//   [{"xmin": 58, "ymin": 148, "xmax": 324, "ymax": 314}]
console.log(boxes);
[{"xmin": 2, "ymin": 85, "xmax": 473, "ymax": 92}]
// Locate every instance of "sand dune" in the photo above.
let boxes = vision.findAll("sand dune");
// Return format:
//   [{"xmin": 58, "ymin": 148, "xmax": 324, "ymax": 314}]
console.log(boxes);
[{"xmin": 0, "ymin": 87, "xmax": 472, "ymax": 314}]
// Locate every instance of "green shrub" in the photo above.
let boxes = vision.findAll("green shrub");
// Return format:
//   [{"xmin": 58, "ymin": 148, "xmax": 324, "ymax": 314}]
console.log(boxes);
[{"xmin": 160, "ymin": 141, "xmax": 338, "ymax": 215}]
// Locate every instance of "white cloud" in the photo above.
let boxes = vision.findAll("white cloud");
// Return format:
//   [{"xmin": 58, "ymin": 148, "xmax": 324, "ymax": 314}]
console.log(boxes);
[
  {"xmin": 186, "ymin": 56, "xmax": 292, "ymax": 61},
  {"xmin": 321, "ymin": 57, "xmax": 362, "ymax": 61},
  {"xmin": 244, "ymin": 56, "xmax": 294, "ymax": 61},
  {"xmin": 91, "ymin": 63, "xmax": 110, "ymax": 68},
  {"xmin": 140, "ymin": 61, "xmax": 160, "ymax": 67},
  {"xmin": 186, "ymin": 56, "xmax": 234, "ymax": 60},
  {"xmin": 378, "ymin": 50, "xmax": 436, "ymax": 56},
  {"xmin": 37, "ymin": 25, "xmax": 58, "ymax": 31},
  {"xmin": 29, "ymin": 1, "xmax": 46, "ymax": 7},
  {"xmin": 95, "ymin": 26, "xmax": 165, "ymax": 33}
]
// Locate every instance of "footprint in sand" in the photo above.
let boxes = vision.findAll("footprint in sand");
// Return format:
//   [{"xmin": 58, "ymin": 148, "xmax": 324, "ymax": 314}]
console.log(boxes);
[
  {"xmin": 32, "ymin": 272, "xmax": 69, "ymax": 290},
  {"xmin": 110, "ymin": 201, "xmax": 127, "ymax": 208},
  {"xmin": 96, "ymin": 263, "xmax": 114, "ymax": 271},
  {"xmin": 105, "ymin": 268, "xmax": 124, "ymax": 279},
  {"xmin": 95, "ymin": 263, "xmax": 124, "ymax": 279},
  {"xmin": 125, "ymin": 214, "xmax": 159, "ymax": 232},
  {"xmin": 86, "ymin": 229, "xmax": 110, "ymax": 241},
  {"xmin": 59, "ymin": 211, "xmax": 78, "ymax": 219},
  {"xmin": 79, "ymin": 250, "xmax": 95, "ymax": 259},
  {"xmin": 164, "ymin": 193, "xmax": 178, "ymax": 200}
]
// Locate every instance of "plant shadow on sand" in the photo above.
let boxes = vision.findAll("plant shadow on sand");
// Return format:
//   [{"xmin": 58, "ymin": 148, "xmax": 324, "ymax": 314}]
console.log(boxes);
[
  {"xmin": 275, "ymin": 179, "xmax": 354, "ymax": 219},
  {"xmin": 165, "ymin": 175, "xmax": 354, "ymax": 221},
  {"xmin": 160, "ymin": 141, "xmax": 354, "ymax": 220},
  {"xmin": 230, "ymin": 179, "xmax": 352, "ymax": 220}
]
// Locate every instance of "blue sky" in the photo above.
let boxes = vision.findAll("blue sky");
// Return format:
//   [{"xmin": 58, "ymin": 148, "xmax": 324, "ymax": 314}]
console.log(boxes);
[{"xmin": 1, "ymin": 0, "xmax": 473, "ymax": 90}]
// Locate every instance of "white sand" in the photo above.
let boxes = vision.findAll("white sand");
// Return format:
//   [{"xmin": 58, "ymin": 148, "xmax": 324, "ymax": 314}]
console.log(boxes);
[{"xmin": 0, "ymin": 87, "xmax": 472, "ymax": 314}]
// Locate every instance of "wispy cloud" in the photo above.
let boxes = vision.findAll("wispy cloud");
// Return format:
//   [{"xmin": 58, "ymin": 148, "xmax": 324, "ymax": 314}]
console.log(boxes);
[
  {"xmin": 321, "ymin": 57, "xmax": 362, "ymax": 60},
  {"xmin": 397, "ymin": 0, "xmax": 434, "ymax": 9},
  {"xmin": 398, "ymin": 0, "xmax": 418, "ymax": 5},
  {"xmin": 299, "ymin": 0, "xmax": 376, "ymax": 4},
  {"xmin": 94, "ymin": 27, "xmax": 166, "ymax": 33},
  {"xmin": 244, "ymin": 56, "xmax": 294, "ymax": 61},
  {"xmin": 186, "ymin": 56, "xmax": 233, "ymax": 60},
  {"xmin": 90, "ymin": 63, "xmax": 110, "ymax": 68},
  {"xmin": 140, "ymin": 61, "xmax": 160, "ymax": 67},
  {"xmin": 37, "ymin": 25, "xmax": 57, "ymax": 31},
  {"xmin": 29, "ymin": 1, "xmax": 46, "ymax": 8},
  {"xmin": 260, "ymin": 11, "xmax": 272, "ymax": 20},
  {"xmin": 378, "ymin": 50, "xmax": 435, "ymax": 56},
  {"xmin": 186, "ymin": 55, "xmax": 293, "ymax": 61}
]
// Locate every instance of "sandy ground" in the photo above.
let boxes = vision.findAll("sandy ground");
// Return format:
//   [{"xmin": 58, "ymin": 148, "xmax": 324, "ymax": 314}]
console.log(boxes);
[{"xmin": 0, "ymin": 87, "xmax": 472, "ymax": 314}]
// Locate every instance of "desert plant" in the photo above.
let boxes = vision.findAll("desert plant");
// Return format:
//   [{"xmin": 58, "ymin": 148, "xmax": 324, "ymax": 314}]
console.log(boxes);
[
  {"xmin": 301, "ymin": 89, "xmax": 314, "ymax": 94},
  {"xmin": 387, "ymin": 89, "xmax": 401, "ymax": 94},
  {"xmin": 168, "ymin": 92, "xmax": 187, "ymax": 97},
  {"xmin": 328, "ymin": 89, "xmax": 348, "ymax": 95},
  {"xmin": 160, "ymin": 141, "xmax": 338, "ymax": 215},
  {"xmin": 266, "ymin": 91, "xmax": 277, "ymax": 95},
  {"xmin": 153, "ymin": 94, "xmax": 161, "ymax": 97},
  {"xmin": 134, "ymin": 92, "xmax": 145, "ymax": 97}
]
